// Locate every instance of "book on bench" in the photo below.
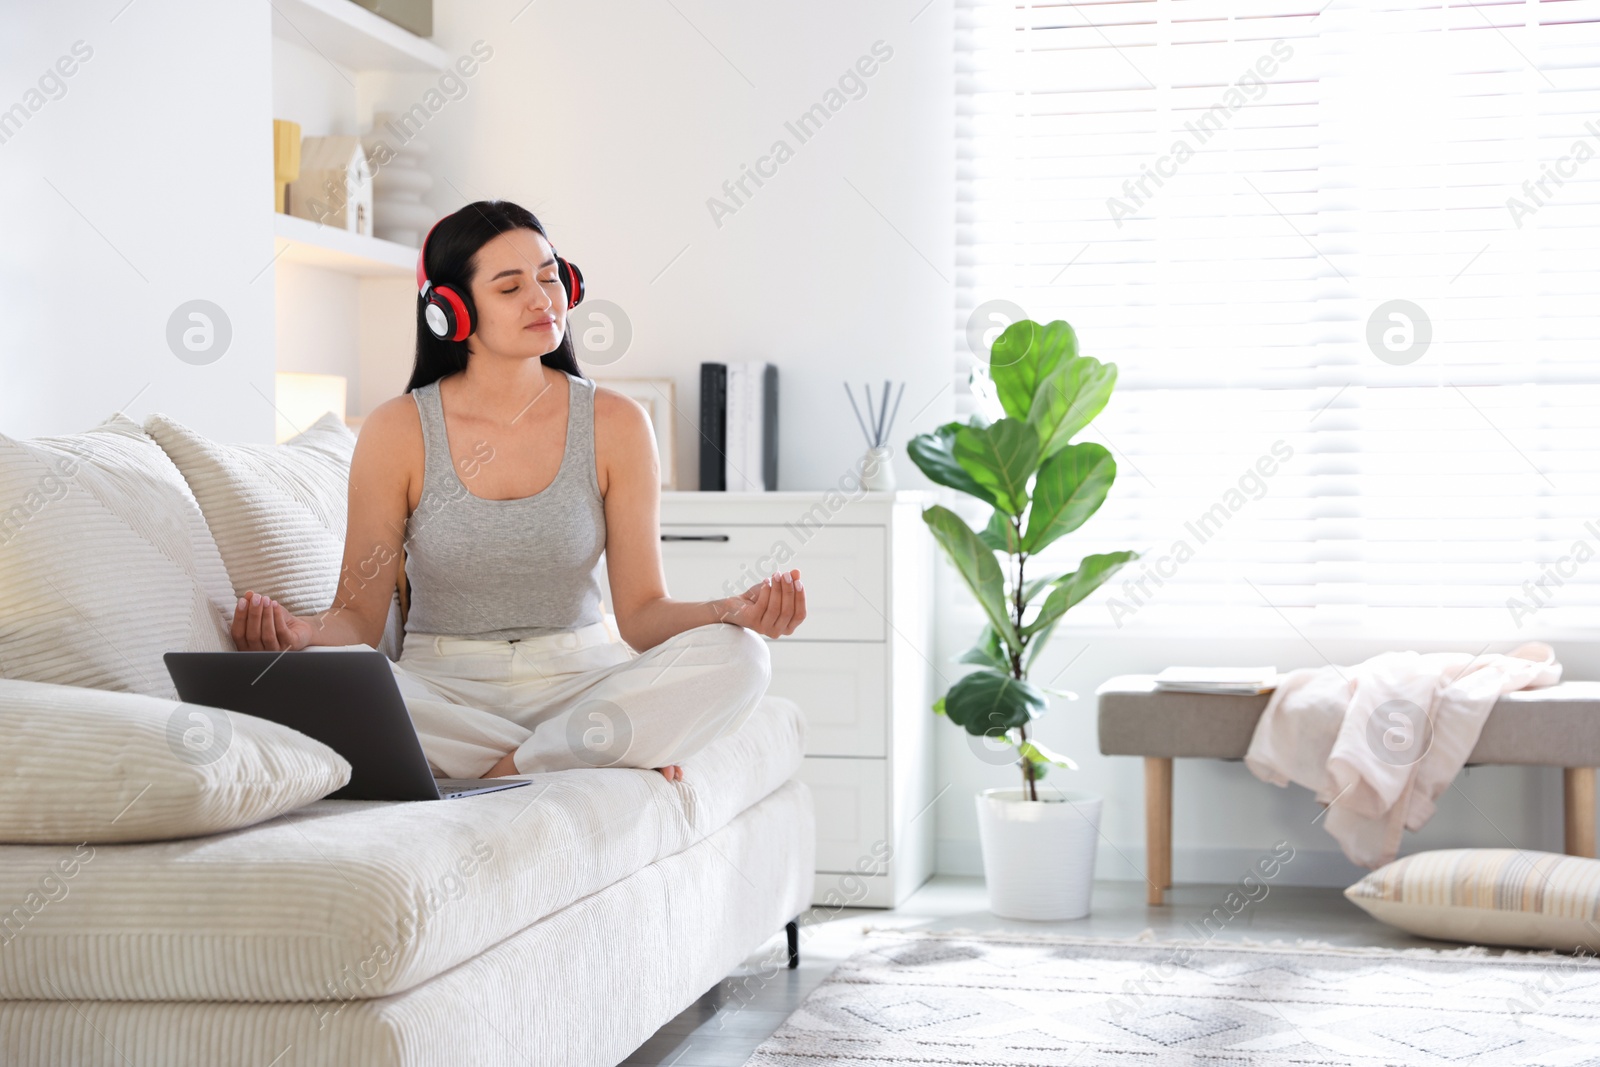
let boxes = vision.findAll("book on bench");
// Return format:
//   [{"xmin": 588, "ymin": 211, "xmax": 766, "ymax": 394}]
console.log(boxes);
[{"xmin": 1153, "ymin": 666, "xmax": 1278, "ymax": 695}]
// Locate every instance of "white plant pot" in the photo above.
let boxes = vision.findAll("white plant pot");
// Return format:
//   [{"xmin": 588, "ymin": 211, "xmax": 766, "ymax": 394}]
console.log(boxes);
[{"xmin": 974, "ymin": 787, "xmax": 1102, "ymax": 920}]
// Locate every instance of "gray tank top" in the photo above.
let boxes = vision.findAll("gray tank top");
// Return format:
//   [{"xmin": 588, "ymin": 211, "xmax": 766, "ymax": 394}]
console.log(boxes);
[{"xmin": 402, "ymin": 369, "xmax": 606, "ymax": 641}]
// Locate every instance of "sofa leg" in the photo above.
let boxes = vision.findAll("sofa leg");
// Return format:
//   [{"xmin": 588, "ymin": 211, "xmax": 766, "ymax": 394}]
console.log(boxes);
[
  {"xmin": 786, "ymin": 919, "xmax": 799, "ymax": 969},
  {"xmin": 1565, "ymin": 768, "xmax": 1597, "ymax": 858},
  {"xmin": 1145, "ymin": 757, "xmax": 1173, "ymax": 906}
]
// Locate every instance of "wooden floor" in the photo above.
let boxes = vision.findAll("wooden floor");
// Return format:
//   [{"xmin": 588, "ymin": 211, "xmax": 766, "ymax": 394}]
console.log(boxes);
[{"xmin": 619, "ymin": 874, "xmax": 1440, "ymax": 1066}]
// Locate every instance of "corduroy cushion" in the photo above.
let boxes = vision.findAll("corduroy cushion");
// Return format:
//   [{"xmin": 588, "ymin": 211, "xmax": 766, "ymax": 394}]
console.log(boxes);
[
  {"xmin": 0, "ymin": 779, "xmax": 815, "ymax": 1067},
  {"xmin": 144, "ymin": 411, "xmax": 405, "ymax": 660},
  {"xmin": 0, "ymin": 413, "xmax": 235, "ymax": 698},
  {"xmin": 1345, "ymin": 848, "xmax": 1600, "ymax": 951},
  {"xmin": 1097, "ymin": 675, "xmax": 1600, "ymax": 764},
  {"xmin": 0, "ymin": 677, "xmax": 351, "ymax": 844},
  {"xmin": 0, "ymin": 694, "xmax": 806, "ymax": 1001}
]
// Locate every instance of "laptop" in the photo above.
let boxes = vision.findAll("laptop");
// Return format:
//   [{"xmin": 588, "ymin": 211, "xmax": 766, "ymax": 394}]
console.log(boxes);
[{"xmin": 164, "ymin": 649, "xmax": 533, "ymax": 801}]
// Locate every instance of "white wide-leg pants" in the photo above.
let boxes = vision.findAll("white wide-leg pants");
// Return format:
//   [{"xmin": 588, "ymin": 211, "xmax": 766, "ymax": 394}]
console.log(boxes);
[{"xmin": 382, "ymin": 620, "xmax": 772, "ymax": 780}]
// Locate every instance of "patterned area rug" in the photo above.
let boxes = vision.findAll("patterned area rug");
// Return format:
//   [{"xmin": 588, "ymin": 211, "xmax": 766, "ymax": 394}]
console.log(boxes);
[{"xmin": 743, "ymin": 926, "xmax": 1600, "ymax": 1066}]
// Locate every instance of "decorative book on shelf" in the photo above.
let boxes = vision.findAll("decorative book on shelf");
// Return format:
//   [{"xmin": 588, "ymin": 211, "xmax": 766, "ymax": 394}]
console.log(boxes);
[{"xmin": 699, "ymin": 361, "xmax": 777, "ymax": 491}]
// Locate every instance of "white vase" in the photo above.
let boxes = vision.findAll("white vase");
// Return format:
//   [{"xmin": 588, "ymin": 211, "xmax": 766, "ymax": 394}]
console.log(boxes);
[
  {"xmin": 861, "ymin": 445, "xmax": 896, "ymax": 491},
  {"xmin": 974, "ymin": 787, "xmax": 1102, "ymax": 920},
  {"xmin": 363, "ymin": 112, "xmax": 435, "ymax": 247}
]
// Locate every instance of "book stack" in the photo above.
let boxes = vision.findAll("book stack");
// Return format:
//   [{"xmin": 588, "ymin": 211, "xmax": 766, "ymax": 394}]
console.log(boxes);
[
  {"xmin": 698, "ymin": 362, "xmax": 777, "ymax": 491},
  {"xmin": 1152, "ymin": 666, "xmax": 1278, "ymax": 696}
]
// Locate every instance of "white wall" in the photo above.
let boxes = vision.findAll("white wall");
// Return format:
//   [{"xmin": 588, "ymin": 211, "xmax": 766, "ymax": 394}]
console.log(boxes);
[
  {"xmin": 361, "ymin": 0, "xmax": 957, "ymax": 493},
  {"xmin": 0, "ymin": 1, "xmax": 276, "ymax": 443},
  {"xmin": 274, "ymin": 263, "xmax": 361, "ymax": 387},
  {"xmin": 359, "ymin": 277, "xmax": 417, "ymax": 412}
]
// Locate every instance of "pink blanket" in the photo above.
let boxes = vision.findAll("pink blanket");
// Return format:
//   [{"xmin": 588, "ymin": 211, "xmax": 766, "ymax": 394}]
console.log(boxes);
[{"xmin": 1243, "ymin": 643, "xmax": 1561, "ymax": 867}]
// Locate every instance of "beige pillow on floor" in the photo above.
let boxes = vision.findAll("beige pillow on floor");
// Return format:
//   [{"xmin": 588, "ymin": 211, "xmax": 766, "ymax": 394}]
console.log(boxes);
[
  {"xmin": 144, "ymin": 411, "xmax": 405, "ymax": 659},
  {"xmin": 0, "ymin": 678, "xmax": 350, "ymax": 843},
  {"xmin": 1346, "ymin": 848, "xmax": 1600, "ymax": 951},
  {"xmin": 0, "ymin": 413, "xmax": 235, "ymax": 699}
]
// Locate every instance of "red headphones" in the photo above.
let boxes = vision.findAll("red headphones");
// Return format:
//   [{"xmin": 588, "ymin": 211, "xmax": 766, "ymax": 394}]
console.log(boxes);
[{"xmin": 416, "ymin": 217, "xmax": 585, "ymax": 342}]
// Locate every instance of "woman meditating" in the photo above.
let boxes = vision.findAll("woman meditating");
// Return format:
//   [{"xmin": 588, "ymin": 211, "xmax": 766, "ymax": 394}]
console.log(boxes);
[{"xmin": 230, "ymin": 199, "xmax": 806, "ymax": 783}]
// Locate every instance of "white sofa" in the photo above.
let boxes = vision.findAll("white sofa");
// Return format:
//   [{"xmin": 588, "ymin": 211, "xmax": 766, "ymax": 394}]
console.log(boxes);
[{"xmin": 0, "ymin": 409, "xmax": 815, "ymax": 1067}]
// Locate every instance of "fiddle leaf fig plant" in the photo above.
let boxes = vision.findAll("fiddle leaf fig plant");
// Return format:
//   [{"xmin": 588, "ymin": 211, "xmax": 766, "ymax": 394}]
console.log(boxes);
[{"xmin": 909, "ymin": 318, "xmax": 1138, "ymax": 802}]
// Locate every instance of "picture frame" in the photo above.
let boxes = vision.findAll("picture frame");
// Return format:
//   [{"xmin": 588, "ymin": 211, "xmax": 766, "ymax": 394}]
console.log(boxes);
[{"xmin": 589, "ymin": 376, "xmax": 679, "ymax": 489}]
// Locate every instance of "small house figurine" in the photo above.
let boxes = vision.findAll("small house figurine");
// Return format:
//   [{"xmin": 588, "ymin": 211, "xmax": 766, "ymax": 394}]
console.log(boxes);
[{"xmin": 287, "ymin": 135, "xmax": 373, "ymax": 236}]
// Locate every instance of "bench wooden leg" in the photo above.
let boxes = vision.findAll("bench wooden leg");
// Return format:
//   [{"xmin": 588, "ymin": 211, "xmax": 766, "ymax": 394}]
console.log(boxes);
[
  {"xmin": 1565, "ymin": 768, "xmax": 1597, "ymax": 858},
  {"xmin": 1145, "ymin": 757, "xmax": 1173, "ymax": 905}
]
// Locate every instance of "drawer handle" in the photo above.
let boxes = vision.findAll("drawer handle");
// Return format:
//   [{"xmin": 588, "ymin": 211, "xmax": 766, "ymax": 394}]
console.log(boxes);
[{"xmin": 661, "ymin": 533, "xmax": 731, "ymax": 542}]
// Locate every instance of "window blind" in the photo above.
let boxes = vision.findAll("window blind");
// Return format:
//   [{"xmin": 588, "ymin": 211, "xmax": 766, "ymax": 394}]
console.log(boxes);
[{"xmin": 955, "ymin": 0, "xmax": 1600, "ymax": 636}]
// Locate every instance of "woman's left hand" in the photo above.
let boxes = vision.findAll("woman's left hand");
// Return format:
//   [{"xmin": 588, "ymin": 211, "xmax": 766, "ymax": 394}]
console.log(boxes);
[{"xmin": 717, "ymin": 568, "xmax": 806, "ymax": 638}]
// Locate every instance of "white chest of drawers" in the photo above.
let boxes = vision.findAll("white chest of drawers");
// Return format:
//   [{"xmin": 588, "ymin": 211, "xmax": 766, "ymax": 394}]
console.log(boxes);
[{"xmin": 612, "ymin": 489, "xmax": 938, "ymax": 909}]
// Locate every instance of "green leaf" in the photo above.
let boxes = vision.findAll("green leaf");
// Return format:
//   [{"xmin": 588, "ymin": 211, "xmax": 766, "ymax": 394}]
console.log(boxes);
[
  {"xmin": 1019, "ymin": 738, "xmax": 1078, "ymax": 772},
  {"xmin": 932, "ymin": 694, "xmax": 947, "ymax": 717},
  {"xmin": 1023, "ymin": 622, "xmax": 1067, "ymax": 673},
  {"xmin": 989, "ymin": 320, "xmax": 1080, "ymax": 423},
  {"xmin": 955, "ymin": 625, "xmax": 1011, "ymax": 672},
  {"xmin": 1031, "ymin": 356, "xmax": 1118, "ymax": 461},
  {"xmin": 1017, "ymin": 550, "xmax": 1132, "ymax": 668},
  {"xmin": 921, "ymin": 505, "xmax": 1021, "ymax": 654},
  {"xmin": 1022, "ymin": 551, "xmax": 1139, "ymax": 637},
  {"xmin": 978, "ymin": 508, "xmax": 1021, "ymax": 554},
  {"xmin": 905, "ymin": 422, "xmax": 998, "ymax": 509},
  {"xmin": 1018, "ymin": 569, "xmax": 1066, "ymax": 648},
  {"xmin": 952, "ymin": 418, "xmax": 1039, "ymax": 517},
  {"xmin": 943, "ymin": 668, "xmax": 1048, "ymax": 734},
  {"xmin": 1021, "ymin": 443, "xmax": 1116, "ymax": 554},
  {"xmin": 1021, "ymin": 569, "xmax": 1066, "ymax": 608}
]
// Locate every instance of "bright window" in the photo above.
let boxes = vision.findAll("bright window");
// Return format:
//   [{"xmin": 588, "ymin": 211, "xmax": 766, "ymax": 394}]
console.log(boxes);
[{"xmin": 956, "ymin": 0, "xmax": 1600, "ymax": 636}]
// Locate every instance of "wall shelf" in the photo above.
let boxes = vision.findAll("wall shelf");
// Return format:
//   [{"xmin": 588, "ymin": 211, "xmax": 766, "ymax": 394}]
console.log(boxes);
[
  {"xmin": 270, "ymin": 0, "xmax": 448, "ymax": 73},
  {"xmin": 273, "ymin": 212, "xmax": 417, "ymax": 277}
]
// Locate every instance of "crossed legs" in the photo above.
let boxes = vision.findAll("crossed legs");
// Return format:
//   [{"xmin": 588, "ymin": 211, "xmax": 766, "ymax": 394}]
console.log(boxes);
[{"xmin": 390, "ymin": 621, "xmax": 772, "ymax": 781}]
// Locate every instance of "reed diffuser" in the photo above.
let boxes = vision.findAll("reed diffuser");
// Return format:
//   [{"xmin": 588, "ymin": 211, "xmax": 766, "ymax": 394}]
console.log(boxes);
[{"xmin": 844, "ymin": 378, "xmax": 904, "ymax": 491}]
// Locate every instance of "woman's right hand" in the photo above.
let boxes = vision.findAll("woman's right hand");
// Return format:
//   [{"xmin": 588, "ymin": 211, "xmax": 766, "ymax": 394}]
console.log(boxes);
[{"xmin": 232, "ymin": 591, "xmax": 314, "ymax": 652}]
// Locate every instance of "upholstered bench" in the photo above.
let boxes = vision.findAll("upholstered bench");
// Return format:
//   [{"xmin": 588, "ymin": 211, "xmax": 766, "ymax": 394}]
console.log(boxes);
[{"xmin": 1097, "ymin": 675, "xmax": 1600, "ymax": 904}]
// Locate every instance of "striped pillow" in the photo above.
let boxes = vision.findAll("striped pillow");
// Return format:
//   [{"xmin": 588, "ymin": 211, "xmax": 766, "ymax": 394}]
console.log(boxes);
[
  {"xmin": 1345, "ymin": 848, "xmax": 1600, "ymax": 951},
  {"xmin": 0, "ymin": 677, "xmax": 350, "ymax": 843},
  {"xmin": 144, "ymin": 412, "xmax": 405, "ymax": 659},
  {"xmin": 0, "ymin": 414, "xmax": 235, "ymax": 698}
]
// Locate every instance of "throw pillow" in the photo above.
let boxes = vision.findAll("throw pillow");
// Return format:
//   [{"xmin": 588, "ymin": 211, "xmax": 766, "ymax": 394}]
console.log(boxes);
[
  {"xmin": 0, "ymin": 678, "xmax": 351, "ymax": 843},
  {"xmin": 144, "ymin": 411, "xmax": 406, "ymax": 659},
  {"xmin": 0, "ymin": 413, "xmax": 235, "ymax": 699},
  {"xmin": 1345, "ymin": 848, "xmax": 1600, "ymax": 951}
]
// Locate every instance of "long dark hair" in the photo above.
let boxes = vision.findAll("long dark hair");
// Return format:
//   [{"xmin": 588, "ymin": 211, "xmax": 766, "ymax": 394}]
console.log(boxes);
[{"xmin": 404, "ymin": 199, "xmax": 584, "ymax": 393}]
